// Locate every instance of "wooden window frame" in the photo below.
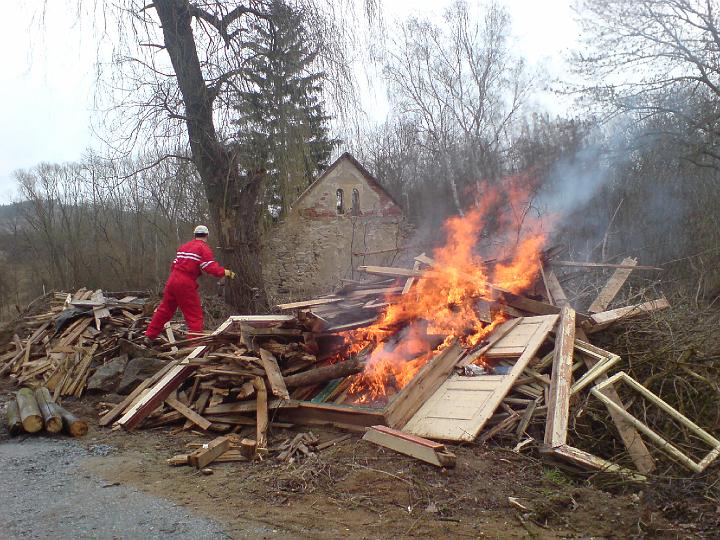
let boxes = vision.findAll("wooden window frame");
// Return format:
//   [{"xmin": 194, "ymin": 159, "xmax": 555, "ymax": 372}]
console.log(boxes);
[{"xmin": 591, "ymin": 371, "xmax": 720, "ymax": 473}]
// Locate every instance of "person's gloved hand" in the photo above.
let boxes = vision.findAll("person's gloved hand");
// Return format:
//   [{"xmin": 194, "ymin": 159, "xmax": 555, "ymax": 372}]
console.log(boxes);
[{"xmin": 224, "ymin": 269, "xmax": 236, "ymax": 279}]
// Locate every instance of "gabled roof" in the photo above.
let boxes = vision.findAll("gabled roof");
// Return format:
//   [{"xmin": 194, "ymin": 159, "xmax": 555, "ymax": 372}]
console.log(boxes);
[{"xmin": 291, "ymin": 152, "xmax": 403, "ymax": 212}]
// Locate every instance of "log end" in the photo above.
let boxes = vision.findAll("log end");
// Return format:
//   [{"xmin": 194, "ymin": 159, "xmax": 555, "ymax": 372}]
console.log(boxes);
[
  {"xmin": 68, "ymin": 420, "xmax": 89, "ymax": 437},
  {"xmin": 22, "ymin": 415, "xmax": 44, "ymax": 433},
  {"xmin": 45, "ymin": 418, "xmax": 63, "ymax": 433}
]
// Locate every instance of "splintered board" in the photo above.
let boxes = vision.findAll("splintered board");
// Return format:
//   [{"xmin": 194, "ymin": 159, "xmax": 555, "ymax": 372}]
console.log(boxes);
[{"xmin": 402, "ymin": 315, "xmax": 558, "ymax": 441}]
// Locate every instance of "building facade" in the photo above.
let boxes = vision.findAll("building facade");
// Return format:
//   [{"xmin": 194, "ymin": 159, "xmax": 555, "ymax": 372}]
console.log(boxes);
[{"xmin": 262, "ymin": 153, "xmax": 406, "ymax": 305}]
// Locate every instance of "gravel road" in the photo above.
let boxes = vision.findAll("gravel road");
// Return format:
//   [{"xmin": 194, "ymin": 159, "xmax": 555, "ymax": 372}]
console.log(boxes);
[{"xmin": 0, "ymin": 438, "xmax": 231, "ymax": 540}]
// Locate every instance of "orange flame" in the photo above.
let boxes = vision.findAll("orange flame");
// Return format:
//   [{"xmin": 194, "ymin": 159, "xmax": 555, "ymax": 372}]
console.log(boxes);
[{"xmin": 342, "ymin": 174, "xmax": 548, "ymax": 404}]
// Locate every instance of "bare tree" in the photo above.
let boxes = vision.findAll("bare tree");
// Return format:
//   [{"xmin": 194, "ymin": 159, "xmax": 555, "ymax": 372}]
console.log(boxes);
[
  {"xmin": 383, "ymin": 0, "xmax": 532, "ymax": 215},
  {"xmin": 79, "ymin": 0, "xmax": 368, "ymax": 312},
  {"xmin": 574, "ymin": 0, "xmax": 720, "ymax": 167}
]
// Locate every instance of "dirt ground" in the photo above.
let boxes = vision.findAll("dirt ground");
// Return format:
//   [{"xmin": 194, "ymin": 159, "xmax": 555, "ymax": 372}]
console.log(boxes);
[{"xmin": 0, "ymin": 380, "xmax": 702, "ymax": 539}]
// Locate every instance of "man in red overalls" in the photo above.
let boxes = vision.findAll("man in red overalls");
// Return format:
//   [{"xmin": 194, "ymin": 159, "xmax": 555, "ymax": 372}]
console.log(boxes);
[{"xmin": 145, "ymin": 225, "xmax": 235, "ymax": 342}]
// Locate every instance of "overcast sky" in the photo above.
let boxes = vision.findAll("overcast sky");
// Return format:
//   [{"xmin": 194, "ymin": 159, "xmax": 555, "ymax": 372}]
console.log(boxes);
[{"xmin": 0, "ymin": 0, "xmax": 579, "ymax": 201}]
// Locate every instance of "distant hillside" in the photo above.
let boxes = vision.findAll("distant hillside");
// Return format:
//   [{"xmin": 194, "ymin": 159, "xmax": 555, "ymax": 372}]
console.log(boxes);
[{"xmin": 0, "ymin": 202, "xmax": 29, "ymax": 233}]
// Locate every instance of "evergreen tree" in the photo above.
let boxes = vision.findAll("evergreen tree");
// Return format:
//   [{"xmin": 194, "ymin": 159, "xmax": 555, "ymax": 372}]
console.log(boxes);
[{"xmin": 234, "ymin": 0, "xmax": 337, "ymax": 219}]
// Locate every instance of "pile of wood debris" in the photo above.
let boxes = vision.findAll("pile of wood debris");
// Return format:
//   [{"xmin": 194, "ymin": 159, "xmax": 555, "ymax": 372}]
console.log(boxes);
[
  {"xmin": 0, "ymin": 289, "xmax": 152, "ymax": 399},
  {"xmin": 3, "ymin": 250, "xmax": 719, "ymax": 480}
]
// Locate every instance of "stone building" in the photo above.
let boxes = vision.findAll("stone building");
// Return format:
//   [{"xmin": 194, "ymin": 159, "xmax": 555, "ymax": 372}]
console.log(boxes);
[{"xmin": 263, "ymin": 153, "xmax": 406, "ymax": 304}]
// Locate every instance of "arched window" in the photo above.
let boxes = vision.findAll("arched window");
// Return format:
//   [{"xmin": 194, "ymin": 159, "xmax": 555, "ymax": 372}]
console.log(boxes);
[
  {"xmin": 351, "ymin": 188, "xmax": 360, "ymax": 216},
  {"xmin": 336, "ymin": 188, "xmax": 344, "ymax": 214}
]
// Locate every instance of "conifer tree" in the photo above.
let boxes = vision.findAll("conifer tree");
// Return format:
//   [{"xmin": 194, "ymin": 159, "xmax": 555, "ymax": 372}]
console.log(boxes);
[{"xmin": 234, "ymin": 0, "xmax": 337, "ymax": 219}]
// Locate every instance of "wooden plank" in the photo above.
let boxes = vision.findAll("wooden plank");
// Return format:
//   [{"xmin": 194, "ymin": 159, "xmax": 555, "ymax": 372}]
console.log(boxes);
[
  {"xmin": 583, "ymin": 355, "xmax": 656, "ymax": 474},
  {"xmin": 477, "ymin": 411, "xmax": 520, "ymax": 443},
  {"xmin": 363, "ymin": 426, "xmax": 456, "ymax": 467},
  {"xmin": 188, "ymin": 435, "xmax": 232, "ymax": 469},
  {"xmin": 402, "ymin": 260, "xmax": 422, "ymax": 294},
  {"xmin": 403, "ymin": 315, "xmax": 558, "ymax": 441},
  {"xmin": 385, "ymin": 341, "xmax": 464, "ymax": 429},
  {"xmin": 253, "ymin": 377, "xmax": 268, "ymax": 449},
  {"xmin": 165, "ymin": 396, "xmax": 212, "ymax": 430},
  {"xmin": 99, "ymin": 360, "xmax": 179, "ymax": 426},
  {"xmin": 58, "ymin": 317, "xmax": 93, "ymax": 347},
  {"xmin": 544, "ymin": 306, "xmax": 576, "ymax": 448},
  {"xmin": 164, "ymin": 323, "xmax": 179, "ymax": 353},
  {"xmin": 542, "ymin": 444, "xmax": 647, "ymax": 482},
  {"xmin": 229, "ymin": 315, "xmax": 295, "ymax": 325},
  {"xmin": 259, "ymin": 349, "xmax": 290, "ymax": 400},
  {"xmin": 497, "ymin": 291, "xmax": 562, "ymax": 317},
  {"xmin": 544, "ymin": 270, "xmax": 569, "ymax": 307},
  {"xmin": 93, "ymin": 305, "xmax": 111, "ymax": 331},
  {"xmin": 203, "ymin": 399, "xmax": 296, "ymax": 415},
  {"xmin": 277, "ymin": 298, "xmax": 342, "ymax": 310},
  {"xmin": 183, "ymin": 390, "xmax": 211, "ymax": 430},
  {"xmin": 586, "ymin": 297, "xmax": 670, "ymax": 333},
  {"xmin": 117, "ymin": 317, "xmax": 236, "ymax": 430},
  {"xmin": 358, "ymin": 265, "xmax": 427, "ymax": 278},
  {"xmin": 552, "ymin": 261, "xmax": 662, "ymax": 271},
  {"xmin": 516, "ymin": 399, "xmax": 539, "ymax": 438},
  {"xmin": 276, "ymin": 402, "xmax": 386, "ymax": 429},
  {"xmin": 588, "ymin": 257, "xmax": 637, "ymax": 313}
]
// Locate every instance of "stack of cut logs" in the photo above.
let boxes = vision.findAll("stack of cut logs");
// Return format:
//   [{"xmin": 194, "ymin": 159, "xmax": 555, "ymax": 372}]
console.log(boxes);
[{"xmin": 5, "ymin": 386, "xmax": 87, "ymax": 437}]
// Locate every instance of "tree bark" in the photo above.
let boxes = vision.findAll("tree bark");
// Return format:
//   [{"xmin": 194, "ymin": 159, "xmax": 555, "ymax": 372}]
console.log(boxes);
[
  {"xmin": 34, "ymin": 387, "xmax": 62, "ymax": 433},
  {"xmin": 5, "ymin": 399, "xmax": 23, "ymax": 436},
  {"xmin": 153, "ymin": 0, "xmax": 268, "ymax": 312},
  {"xmin": 16, "ymin": 388, "xmax": 43, "ymax": 433},
  {"xmin": 55, "ymin": 404, "xmax": 88, "ymax": 437}
]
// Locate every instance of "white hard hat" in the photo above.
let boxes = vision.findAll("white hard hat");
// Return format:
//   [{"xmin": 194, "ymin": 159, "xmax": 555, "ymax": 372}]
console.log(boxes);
[{"xmin": 194, "ymin": 225, "xmax": 209, "ymax": 235}]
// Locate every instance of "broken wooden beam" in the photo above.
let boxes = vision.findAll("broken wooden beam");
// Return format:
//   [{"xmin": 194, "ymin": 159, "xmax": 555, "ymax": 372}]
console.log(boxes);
[
  {"xmin": 259, "ymin": 349, "xmax": 290, "ymax": 400},
  {"xmin": 165, "ymin": 396, "xmax": 212, "ymax": 431},
  {"xmin": 544, "ymin": 306, "xmax": 576, "ymax": 448},
  {"xmin": 587, "ymin": 257, "xmax": 637, "ymax": 313},
  {"xmin": 253, "ymin": 377, "xmax": 268, "ymax": 449},
  {"xmin": 544, "ymin": 269, "xmax": 569, "ymax": 307},
  {"xmin": 541, "ymin": 444, "xmax": 647, "ymax": 482},
  {"xmin": 188, "ymin": 435, "xmax": 233, "ymax": 469},
  {"xmin": 363, "ymin": 425, "xmax": 456, "ymax": 467},
  {"xmin": 552, "ymin": 260, "xmax": 662, "ymax": 271},
  {"xmin": 585, "ymin": 297, "xmax": 670, "ymax": 333}
]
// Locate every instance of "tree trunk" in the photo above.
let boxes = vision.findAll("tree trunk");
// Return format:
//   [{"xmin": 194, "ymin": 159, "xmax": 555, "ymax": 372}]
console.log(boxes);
[
  {"xmin": 5, "ymin": 399, "xmax": 23, "ymax": 436},
  {"xmin": 154, "ymin": 0, "xmax": 268, "ymax": 313},
  {"xmin": 34, "ymin": 387, "xmax": 62, "ymax": 433},
  {"xmin": 55, "ymin": 404, "xmax": 88, "ymax": 437},
  {"xmin": 16, "ymin": 388, "xmax": 43, "ymax": 433}
]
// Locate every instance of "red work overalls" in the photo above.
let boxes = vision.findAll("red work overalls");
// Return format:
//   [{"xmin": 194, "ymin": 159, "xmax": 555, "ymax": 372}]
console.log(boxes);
[{"xmin": 145, "ymin": 239, "xmax": 226, "ymax": 338}]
